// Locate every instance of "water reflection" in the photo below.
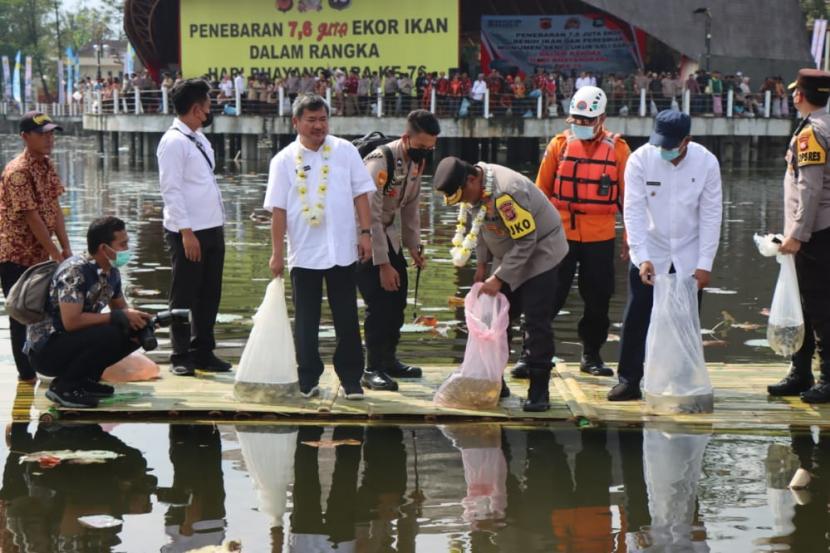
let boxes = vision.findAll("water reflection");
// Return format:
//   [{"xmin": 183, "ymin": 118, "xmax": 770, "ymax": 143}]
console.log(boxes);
[{"xmin": 0, "ymin": 417, "xmax": 826, "ymax": 551}]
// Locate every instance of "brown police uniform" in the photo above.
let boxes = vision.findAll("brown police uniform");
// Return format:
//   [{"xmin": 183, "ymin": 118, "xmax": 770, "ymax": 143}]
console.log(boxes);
[
  {"xmin": 782, "ymin": 69, "xmax": 830, "ymax": 389},
  {"xmin": 356, "ymin": 139, "xmax": 422, "ymax": 372}
]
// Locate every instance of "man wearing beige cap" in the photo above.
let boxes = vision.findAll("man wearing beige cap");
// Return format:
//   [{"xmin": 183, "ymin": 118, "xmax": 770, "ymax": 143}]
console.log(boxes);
[{"xmin": 768, "ymin": 68, "xmax": 830, "ymax": 403}]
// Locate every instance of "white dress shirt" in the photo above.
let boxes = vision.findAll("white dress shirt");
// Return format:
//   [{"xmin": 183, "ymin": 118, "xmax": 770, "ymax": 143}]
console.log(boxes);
[
  {"xmin": 157, "ymin": 118, "xmax": 225, "ymax": 233},
  {"xmin": 234, "ymin": 74, "xmax": 246, "ymax": 93},
  {"xmin": 624, "ymin": 142, "xmax": 723, "ymax": 276},
  {"xmin": 264, "ymin": 135, "xmax": 375, "ymax": 270},
  {"xmin": 471, "ymin": 80, "xmax": 487, "ymax": 101}
]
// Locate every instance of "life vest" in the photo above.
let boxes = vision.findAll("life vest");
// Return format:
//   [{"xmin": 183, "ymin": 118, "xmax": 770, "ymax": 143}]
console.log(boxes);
[{"xmin": 551, "ymin": 130, "xmax": 621, "ymax": 216}]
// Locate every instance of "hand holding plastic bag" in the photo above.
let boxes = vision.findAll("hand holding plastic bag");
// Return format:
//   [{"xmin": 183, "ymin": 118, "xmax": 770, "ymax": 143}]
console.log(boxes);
[
  {"xmin": 234, "ymin": 278, "xmax": 299, "ymax": 402},
  {"xmin": 643, "ymin": 274, "xmax": 713, "ymax": 414},
  {"xmin": 754, "ymin": 233, "xmax": 805, "ymax": 356},
  {"xmin": 434, "ymin": 283, "xmax": 510, "ymax": 410}
]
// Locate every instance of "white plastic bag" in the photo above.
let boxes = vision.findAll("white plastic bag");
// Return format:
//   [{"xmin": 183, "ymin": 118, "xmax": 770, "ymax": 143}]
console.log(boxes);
[
  {"xmin": 102, "ymin": 351, "xmax": 160, "ymax": 382},
  {"xmin": 236, "ymin": 427, "xmax": 296, "ymax": 528},
  {"xmin": 643, "ymin": 274, "xmax": 713, "ymax": 414},
  {"xmin": 434, "ymin": 283, "xmax": 510, "ymax": 410},
  {"xmin": 767, "ymin": 255, "xmax": 805, "ymax": 357},
  {"xmin": 234, "ymin": 278, "xmax": 299, "ymax": 402}
]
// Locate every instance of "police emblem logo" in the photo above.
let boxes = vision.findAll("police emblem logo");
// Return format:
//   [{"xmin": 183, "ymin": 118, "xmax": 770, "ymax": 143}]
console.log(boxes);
[
  {"xmin": 497, "ymin": 200, "xmax": 517, "ymax": 221},
  {"xmin": 32, "ymin": 114, "xmax": 50, "ymax": 125},
  {"xmin": 329, "ymin": 0, "xmax": 351, "ymax": 9}
]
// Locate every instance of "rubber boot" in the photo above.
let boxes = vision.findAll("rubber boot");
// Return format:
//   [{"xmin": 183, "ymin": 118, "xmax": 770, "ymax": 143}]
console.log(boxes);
[{"xmin": 523, "ymin": 368, "xmax": 551, "ymax": 412}]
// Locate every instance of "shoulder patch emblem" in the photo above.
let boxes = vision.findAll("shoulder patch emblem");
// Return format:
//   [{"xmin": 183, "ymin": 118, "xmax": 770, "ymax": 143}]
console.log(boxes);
[
  {"xmin": 797, "ymin": 126, "xmax": 826, "ymax": 167},
  {"xmin": 495, "ymin": 194, "xmax": 536, "ymax": 239},
  {"xmin": 375, "ymin": 170, "xmax": 388, "ymax": 188}
]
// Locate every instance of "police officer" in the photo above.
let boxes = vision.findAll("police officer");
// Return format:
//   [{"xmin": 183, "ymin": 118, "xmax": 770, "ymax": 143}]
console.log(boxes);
[
  {"xmin": 768, "ymin": 69, "xmax": 830, "ymax": 403},
  {"xmin": 357, "ymin": 110, "xmax": 441, "ymax": 391},
  {"xmin": 527, "ymin": 85, "xmax": 631, "ymax": 378},
  {"xmin": 434, "ymin": 157, "xmax": 569, "ymax": 412}
]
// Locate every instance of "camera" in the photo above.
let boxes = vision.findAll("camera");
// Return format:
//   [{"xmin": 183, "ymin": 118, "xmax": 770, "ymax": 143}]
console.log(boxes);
[{"xmin": 135, "ymin": 309, "xmax": 190, "ymax": 351}]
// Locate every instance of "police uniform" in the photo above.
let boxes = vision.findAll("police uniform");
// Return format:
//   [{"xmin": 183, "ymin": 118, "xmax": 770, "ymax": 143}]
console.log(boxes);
[
  {"xmin": 770, "ymin": 69, "xmax": 830, "ymax": 402},
  {"xmin": 356, "ymin": 139, "xmax": 423, "ymax": 384},
  {"xmin": 434, "ymin": 157, "xmax": 569, "ymax": 412}
]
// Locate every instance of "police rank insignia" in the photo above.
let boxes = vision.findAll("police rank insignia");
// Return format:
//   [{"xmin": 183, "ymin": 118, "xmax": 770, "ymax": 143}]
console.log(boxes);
[{"xmin": 495, "ymin": 194, "xmax": 536, "ymax": 239}]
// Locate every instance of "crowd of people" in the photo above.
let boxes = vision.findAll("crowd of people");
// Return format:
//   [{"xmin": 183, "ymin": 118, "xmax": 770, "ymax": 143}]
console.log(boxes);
[
  {"xmin": 1, "ymin": 66, "xmax": 827, "ymax": 412},
  {"xmin": 64, "ymin": 66, "xmax": 795, "ymax": 119}
]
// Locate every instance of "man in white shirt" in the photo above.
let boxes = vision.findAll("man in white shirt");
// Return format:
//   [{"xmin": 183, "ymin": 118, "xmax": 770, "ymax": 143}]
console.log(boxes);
[
  {"xmin": 608, "ymin": 111, "xmax": 722, "ymax": 401},
  {"xmin": 575, "ymin": 72, "xmax": 591, "ymax": 91},
  {"xmin": 471, "ymin": 74, "xmax": 488, "ymax": 116},
  {"xmin": 157, "ymin": 79, "xmax": 229, "ymax": 376},
  {"xmin": 265, "ymin": 94, "xmax": 375, "ymax": 400},
  {"xmin": 233, "ymin": 71, "xmax": 246, "ymax": 99},
  {"xmin": 218, "ymin": 75, "xmax": 233, "ymax": 102}
]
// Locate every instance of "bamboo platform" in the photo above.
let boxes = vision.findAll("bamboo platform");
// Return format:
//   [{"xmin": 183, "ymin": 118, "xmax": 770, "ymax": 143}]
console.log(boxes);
[{"xmin": 5, "ymin": 363, "xmax": 828, "ymax": 430}]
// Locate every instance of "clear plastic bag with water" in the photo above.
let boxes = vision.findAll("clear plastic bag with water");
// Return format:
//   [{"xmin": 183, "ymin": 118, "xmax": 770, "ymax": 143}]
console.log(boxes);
[
  {"xmin": 643, "ymin": 275, "xmax": 713, "ymax": 414},
  {"xmin": 234, "ymin": 278, "xmax": 299, "ymax": 402},
  {"xmin": 434, "ymin": 284, "xmax": 510, "ymax": 410},
  {"xmin": 766, "ymin": 254, "xmax": 805, "ymax": 357}
]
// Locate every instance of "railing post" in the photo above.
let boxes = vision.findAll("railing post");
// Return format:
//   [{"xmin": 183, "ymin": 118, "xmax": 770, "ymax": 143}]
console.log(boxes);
[
  {"xmin": 726, "ymin": 89, "xmax": 734, "ymax": 118},
  {"xmin": 639, "ymin": 88, "xmax": 647, "ymax": 117},
  {"xmin": 536, "ymin": 94, "xmax": 543, "ymax": 119},
  {"xmin": 376, "ymin": 86, "xmax": 383, "ymax": 118},
  {"xmin": 764, "ymin": 90, "xmax": 772, "ymax": 118},
  {"xmin": 278, "ymin": 86, "xmax": 285, "ymax": 116},
  {"xmin": 682, "ymin": 89, "xmax": 691, "ymax": 115},
  {"xmin": 134, "ymin": 88, "xmax": 141, "ymax": 114},
  {"xmin": 162, "ymin": 87, "xmax": 169, "ymax": 114},
  {"xmin": 235, "ymin": 87, "xmax": 241, "ymax": 116},
  {"xmin": 325, "ymin": 87, "xmax": 332, "ymax": 113},
  {"xmin": 484, "ymin": 88, "xmax": 490, "ymax": 119},
  {"xmin": 430, "ymin": 87, "xmax": 436, "ymax": 114},
  {"xmin": 95, "ymin": 91, "xmax": 102, "ymax": 114},
  {"xmin": 113, "ymin": 90, "xmax": 119, "ymax": 114}
]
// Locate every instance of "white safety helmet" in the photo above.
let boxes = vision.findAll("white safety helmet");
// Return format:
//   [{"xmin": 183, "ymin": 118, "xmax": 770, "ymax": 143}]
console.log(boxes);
[{"xmin": 569, "ymin": 86, "xmax": 607, "ymax": 118}]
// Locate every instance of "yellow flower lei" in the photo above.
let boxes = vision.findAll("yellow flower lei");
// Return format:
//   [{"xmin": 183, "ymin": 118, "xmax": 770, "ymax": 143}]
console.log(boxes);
[
  {"xmin": 450, "ymin": 166, "xmax": 494, "ymax": 267},
  {"xmin": 296, "ymin": 143, "xmax": 332, "ymax": 227}
]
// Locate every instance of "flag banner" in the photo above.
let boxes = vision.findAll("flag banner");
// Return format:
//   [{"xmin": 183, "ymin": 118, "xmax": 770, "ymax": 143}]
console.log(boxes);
[
  {"xmin": 24, "ymin": 55, "xmax": 33, "ymax": 105},
  {"xmin": 1, "ymin": 56, "xmax": 10, "ymax": 101},
  {"xmin": 12, "ymin": 51, "xmax": 21, "ymax": 105}
]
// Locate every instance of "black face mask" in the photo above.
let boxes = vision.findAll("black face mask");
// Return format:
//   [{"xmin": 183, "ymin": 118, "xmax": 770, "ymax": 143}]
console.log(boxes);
[
  {"xmin": 201, "ymin": 109, "xmax": 213, "ymax": 129},
  {"xmin": 407, "ymin": 147, "xmax": 432, "ymax": 164}
]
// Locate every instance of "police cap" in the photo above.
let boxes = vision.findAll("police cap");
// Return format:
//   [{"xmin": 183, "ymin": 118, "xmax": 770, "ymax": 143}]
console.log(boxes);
[
  {"xmin": 19, "ymin": 111, "xmax": 63, "ymax": 134},
  {"xmin": 433, "ymin": 156, "xmax": 475, "ymax": 205},
  {"xmin": 788, "ymin": 68, "xmax": 830, "ymax": 93}
]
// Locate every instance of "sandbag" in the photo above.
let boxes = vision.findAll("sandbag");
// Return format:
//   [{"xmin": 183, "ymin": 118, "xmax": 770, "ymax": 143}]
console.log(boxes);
[
  {"xmin": 101, "ymin": 351, "xmax": 160, "ymax": 382},
  {"xmin": 767, "ymin": 254, "xmax": 805, "ymax": 357},
  {"xmin": 643, "ymin": 274, "xmax": 713, "ymax": 414},
  {"xmin": 234, "ymin": 278, "xmax": 298, "ymax": 402},
  {"xmin": 434, "ymin": 284, "xmax": 510, "ymax": 410}
]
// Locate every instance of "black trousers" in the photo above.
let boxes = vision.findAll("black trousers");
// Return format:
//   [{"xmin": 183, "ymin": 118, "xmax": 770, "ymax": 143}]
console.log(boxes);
[
  {"xmin": 290, "ymin": 264, "xmax": 364, "ymax": 388},
  {"xmin": 165, "ymin": 227, "xmax": 225, "ymax": 362},
  {"xmin": 356, "ymin": 243, "xmax": 408, "ymax": 370},
  {"xmin": 616, "ymin": 264, "xmax": 703, "ymax": 385},
  {"xmin": 794, "ymin": 226, "xmax": 830, "ymax": 378},
  {"xmin": 503, "ymin": 267, "xmax": 558, "ymax": 372},
  {"xmin": 29, "ymin": 323, "xmax": 139, "ymax": 389},
  {"xmin": 0, "ymin": 261, "xmax": 34, "ymax": 379},
  {"xmin": 552, "ymin": 239, "xmax": 615, "ymax": 355},
  {"xmin": 291, "ymin": 425, "xmax": 362, "ymax": 544}
]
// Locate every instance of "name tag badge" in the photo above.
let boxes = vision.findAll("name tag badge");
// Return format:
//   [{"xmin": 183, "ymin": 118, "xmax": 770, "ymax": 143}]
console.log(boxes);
[{"xmin": 646, "ymin": 181, "xmax": 661, "ymax": 187}]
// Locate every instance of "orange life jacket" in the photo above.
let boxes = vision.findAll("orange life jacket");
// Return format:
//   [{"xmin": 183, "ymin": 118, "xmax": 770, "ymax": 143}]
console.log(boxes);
[{"xmin": 551, "ymin": 130, "xmax": 621, "ymax": 216}]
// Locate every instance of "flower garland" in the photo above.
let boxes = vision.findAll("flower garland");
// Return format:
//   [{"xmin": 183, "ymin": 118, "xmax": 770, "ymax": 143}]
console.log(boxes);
[
  {"xmin": 295, "ymin": 143, "xmax": 332, "ymax": 226},
  {"xmin": 450, "ymin": 166, "xmax": 494, "ymax": 267}
]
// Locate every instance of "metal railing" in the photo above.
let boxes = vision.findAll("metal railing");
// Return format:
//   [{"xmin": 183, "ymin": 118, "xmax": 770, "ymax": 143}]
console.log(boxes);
[{"xmin": 1, "ymin": 87, "xmax": 794, "ymax": 120}]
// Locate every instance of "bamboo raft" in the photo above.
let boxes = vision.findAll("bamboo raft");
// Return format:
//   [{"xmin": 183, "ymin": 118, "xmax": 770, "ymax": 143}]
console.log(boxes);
[{"xmin": 7, "ymin": 363, "xmax": 830, "ymax": 430}]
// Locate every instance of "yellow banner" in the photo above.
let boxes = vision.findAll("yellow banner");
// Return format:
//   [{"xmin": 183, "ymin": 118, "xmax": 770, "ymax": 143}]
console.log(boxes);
[{"xmin": 180, "ymin": 0, "xmax": 459, "ymax": 80}]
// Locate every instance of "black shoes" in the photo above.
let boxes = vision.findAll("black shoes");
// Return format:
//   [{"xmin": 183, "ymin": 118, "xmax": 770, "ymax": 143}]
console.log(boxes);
[
  {"xmin": 46, "ymin": 383, "xmax": 99, "ymax": 408},
  {"xmin": 767, "ymin": 366, "xmax": 814, "ymax": 396},
  {"xmin": 607, "ymin": 381, "xmax": 643, "ymax": 401},
  {"xmin": 580, "ymin": 353, "xmax": 614, "ymax": 377},
  {"xmin": 500, "ymin": 378, "xmax": 511, "ymax": 399},
  {"xmin": 340, "ymin": 381, "xmax": 365, "ymax": 400},
  {"xmin": 300, "ymin": 383, "xmax": 320, "ymax": 398},
  {"xmin": 82, "ymin": 379, "xmax": 115, "ymax": 398},
  {"xmin": 196, "ymin": 352, "xmax": 233, "ymax": 372},
  {"xmin": 801, "ymin": 381, "xmax": 830, "ymax": 404},
  {"xmin": 361, "ymin": 370, "xmax": 399, "ymax": 391},
  {"xmin": 510, "ymin": 361, "xmax": 529, "ymax": 379},
  {"xmin": 169, "ymin": 358, "xmax": 197, "ymax": 377},
  {"xmin": 523, "ymin": 369, "xmax": 550, "ymax": 412},
  {"xmin": 386, "ymin": 361, "xmax": 422, "ymax": 379}
]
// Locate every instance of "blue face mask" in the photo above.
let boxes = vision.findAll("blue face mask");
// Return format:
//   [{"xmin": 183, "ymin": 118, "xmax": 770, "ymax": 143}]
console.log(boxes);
[
  {"xmin": 570, "ymin": 123, "xmax": 596, "ymax": 141},
  {"xmin": 107, "ymin": 246, "xmax": 131, "ymax": 268},
  {"xmin": 660, "ymin": 147, "xmax": 682, "ymax": 161}
]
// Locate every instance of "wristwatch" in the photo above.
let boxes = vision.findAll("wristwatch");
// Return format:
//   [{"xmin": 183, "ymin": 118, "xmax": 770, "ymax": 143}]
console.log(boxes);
[{"xmin": 360, "ymin": 228, "xmax": 371, "ymax": 236}]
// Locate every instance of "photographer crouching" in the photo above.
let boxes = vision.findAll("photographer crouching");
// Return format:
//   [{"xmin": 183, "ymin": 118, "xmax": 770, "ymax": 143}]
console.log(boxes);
[{"xmin": 25, "ymin": 217, "xmax": 157, "ymax": 408}]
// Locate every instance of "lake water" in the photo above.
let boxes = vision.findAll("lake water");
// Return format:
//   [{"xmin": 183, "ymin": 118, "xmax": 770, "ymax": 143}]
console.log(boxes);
[{"xmin": 0, "ymin": 135, "xmax": 820, "ymax": 552}]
